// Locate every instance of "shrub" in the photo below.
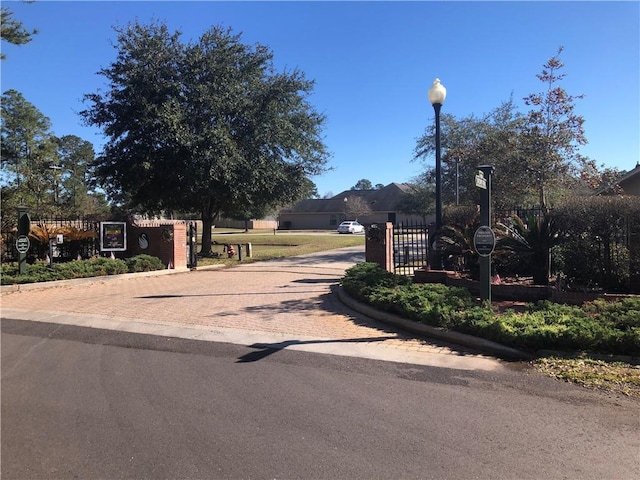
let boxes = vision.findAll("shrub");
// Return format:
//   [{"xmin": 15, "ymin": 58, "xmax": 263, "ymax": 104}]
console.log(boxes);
[
  {"xmin": 1, "ymin": 256, "xmax": 132, "ymax": 284},
  {"xmin": 582, "ymin": 297, "xmax": 640, "ymax": 330},
  {"xmin": 555, "ymin": 196, "xmax": 640, "ymax": 293},
  {"xmin": 126, "ymin": 254, "xmax": 165, "ymax": 273},
  {"xmin": 1, "ymin": 261, "xmax": 65, "ymax": 284},
  {"xmin": 0, "ymin": 254, "xmax": 164, "ymax": 285},
  {"xmin": 341, "ymin": 262, "xmax": 410, "ymax": 301},
  {"xmin": 75, "ymin": 257, "xmax": 129, "ymax": 277},
  {"xmin": 341, "ymin": 264, "xmax": 640, "ymax": 356}
]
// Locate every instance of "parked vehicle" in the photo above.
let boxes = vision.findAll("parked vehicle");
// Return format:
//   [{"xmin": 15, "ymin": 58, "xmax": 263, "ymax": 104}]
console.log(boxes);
[{"xmin": 337, "ymin": 221, "xmax": 365, "ymax": 234}]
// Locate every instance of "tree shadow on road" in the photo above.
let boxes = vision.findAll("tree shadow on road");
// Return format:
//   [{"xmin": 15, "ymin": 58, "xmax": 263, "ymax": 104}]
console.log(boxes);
[{"xmin": 236, "ymin": 336, "xmax": 398, "ymax": 363}]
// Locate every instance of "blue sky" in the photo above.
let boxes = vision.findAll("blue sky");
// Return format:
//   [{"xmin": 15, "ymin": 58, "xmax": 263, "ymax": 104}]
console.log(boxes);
[{"xmin": 2, "ymin": 1, "xmax": 638, "ymax": 198}]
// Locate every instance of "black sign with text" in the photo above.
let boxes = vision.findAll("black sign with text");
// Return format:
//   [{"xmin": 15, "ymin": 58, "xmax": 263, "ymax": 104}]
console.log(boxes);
[{"xmin": 473, "ymin": 226, "xmax": 496, "ymax": 257}]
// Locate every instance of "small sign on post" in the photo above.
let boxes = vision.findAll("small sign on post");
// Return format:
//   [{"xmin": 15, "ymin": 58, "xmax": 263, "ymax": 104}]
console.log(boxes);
[
  {"xmin": 473, "ymin": 226, "xmax": 496, "ymax": 257},
  {"xmin": 475, "ymin": 171, "xmax": 487, "ymax": 189},
  {"xmin": 16, "ymin": 235, "xmax": 30, "ymax": 254}
]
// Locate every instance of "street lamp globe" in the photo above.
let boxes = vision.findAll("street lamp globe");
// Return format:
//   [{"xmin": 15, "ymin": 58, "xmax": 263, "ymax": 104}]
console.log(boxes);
[{"xmin": 428, "ymin": 78, "xmax": 447, "ymax": 105}]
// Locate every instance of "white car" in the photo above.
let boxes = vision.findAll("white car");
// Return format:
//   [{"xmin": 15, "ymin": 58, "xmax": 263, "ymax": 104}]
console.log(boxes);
[{"xmin": 337, "ymin": 221, "xmax": 364, "ymax": 234}]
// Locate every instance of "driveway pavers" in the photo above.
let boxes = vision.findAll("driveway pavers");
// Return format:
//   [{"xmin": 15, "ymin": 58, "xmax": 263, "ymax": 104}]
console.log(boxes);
[{"xmin": 1, "ymin": 246, "xmax": 506, "ymax": 371}]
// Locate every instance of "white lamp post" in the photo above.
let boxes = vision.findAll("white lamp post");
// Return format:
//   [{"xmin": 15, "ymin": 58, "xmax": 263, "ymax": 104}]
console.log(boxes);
[{"xmin": 428, "ymin": 78, "xmax": 446, "ymax": 237}]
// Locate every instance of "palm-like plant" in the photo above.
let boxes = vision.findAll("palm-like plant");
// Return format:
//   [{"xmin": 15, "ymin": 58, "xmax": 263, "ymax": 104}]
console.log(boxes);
[
  {"xmin": 28, "ymin": 223, "xmax": 98, "ymax": 259},
  {"xmin": 28, "ymin": 223, "xmax": 61, "ymax": 244},
  {"xmin": 498, "ymin": 212, "xmax": 559, "ymax": 285},
  {"xmin": 436, "ymin": 223, "xmax": 477, "ymax": 272},
  {"xmin": 435, "ymin": 208, "xmax": 481, "ymax": 275},
  {"xmin": 28, "ymin": 223, "xmax": 97, "ymax": 243}
]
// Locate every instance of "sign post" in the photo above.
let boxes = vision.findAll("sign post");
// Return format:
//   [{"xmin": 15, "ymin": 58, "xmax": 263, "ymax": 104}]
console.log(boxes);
[
  {"xmin": 188, "ymin": 222, "xmax": 198, "ymax": 270},
  {"xmin": 17, "ymin": 206, "xmax": 31, "ymax": 275},
  {"xmin": 476, "ymin": 165, "xmax": 495, "ymax": 303}
]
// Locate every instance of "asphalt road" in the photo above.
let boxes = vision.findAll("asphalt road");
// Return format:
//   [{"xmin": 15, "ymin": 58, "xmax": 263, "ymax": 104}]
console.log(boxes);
[{"xmin": 2, "ymin": 319, "xmax": 639, "ymax": 480}]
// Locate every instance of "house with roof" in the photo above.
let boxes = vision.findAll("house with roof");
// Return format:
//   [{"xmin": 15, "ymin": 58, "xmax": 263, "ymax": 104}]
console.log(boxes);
[
  {"xmin": 594, "ymin": 162, "xmax": 640, "ymax": 196},
  {"xmin": 278, "ymin": 183, "xmax": 430, "ymax": 230}
]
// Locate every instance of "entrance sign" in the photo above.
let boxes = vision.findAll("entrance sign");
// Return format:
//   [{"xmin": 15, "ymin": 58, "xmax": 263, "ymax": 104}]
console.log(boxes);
[
  {"xmin": 100, "ymin": 222, "xmax": 127, "ymax": 251},
  {"xmin": 16, "ymin": 235, "xmax": 30, "ymax": 254},
  {"xmin": 474, "ymin": 226, "xmax": 496, "ymax": 257}
]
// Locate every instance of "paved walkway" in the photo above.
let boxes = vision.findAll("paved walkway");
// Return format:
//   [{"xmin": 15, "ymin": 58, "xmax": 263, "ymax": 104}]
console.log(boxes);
[{"xmin": 1, "ymin": 246, "xmax": 506, "ymax": 371}]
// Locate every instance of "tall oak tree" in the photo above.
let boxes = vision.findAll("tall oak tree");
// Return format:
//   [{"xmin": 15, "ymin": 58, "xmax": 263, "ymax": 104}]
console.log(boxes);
[{"xmin": 82, "ymin": 21, "xmax": 329, "ymax": 254}]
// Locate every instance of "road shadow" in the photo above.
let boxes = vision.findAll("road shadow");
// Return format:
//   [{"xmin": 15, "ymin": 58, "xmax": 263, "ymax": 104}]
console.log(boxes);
[
  {"xmin": 291, "ymin": 278, "xmax": 337, "ymax": 284},
  {"xmin": 136, "ymin": 290, "xmax": 325, "ymax": 299},
  {"xmin": 236, "ymin": 336, "xmax": 398, "ymax": 363}
]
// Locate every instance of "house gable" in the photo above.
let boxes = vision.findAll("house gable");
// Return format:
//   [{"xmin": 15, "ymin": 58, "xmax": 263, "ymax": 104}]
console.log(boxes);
[{"xmin": 594, "ymin": 163, "xmax": 640, "ymax": 196}]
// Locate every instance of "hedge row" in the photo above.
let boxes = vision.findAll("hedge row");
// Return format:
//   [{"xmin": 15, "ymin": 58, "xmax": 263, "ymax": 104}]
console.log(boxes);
[
  {"xmin": 341, "ymin": 262, "xmax": 640, "ymax": 356},
  {"xmin": 1, "ymin": 254, "xmax": 166, "ymax": 285}
]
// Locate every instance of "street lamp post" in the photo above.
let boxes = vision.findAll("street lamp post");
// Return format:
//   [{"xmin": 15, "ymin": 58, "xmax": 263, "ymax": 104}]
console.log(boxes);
[
  {"xmin": 49, "ymin": 163, "xmax": 62, "ymax": 204},
  {"xmin": 428, "ymin": 78, "xmax": 446, "ymax": 236}
]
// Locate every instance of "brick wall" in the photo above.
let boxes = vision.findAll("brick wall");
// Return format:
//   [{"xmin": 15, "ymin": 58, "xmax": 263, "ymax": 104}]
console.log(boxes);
[{"xmin": 127, "ymin": 222, "xmax": 187, "ymax": 269}]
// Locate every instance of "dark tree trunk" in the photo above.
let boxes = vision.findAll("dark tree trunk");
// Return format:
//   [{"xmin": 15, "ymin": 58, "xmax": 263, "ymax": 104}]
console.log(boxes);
[
  {"xmin": 532, "ymin": 246, "xmax": 551, "ymax": 286},
  {"xmin": 200, "ymin": 199, "xmax": 217, "ymax": 255},
  {"xmin": 201, "ymin": 215, "xmax": 214, "ymax": 255}
]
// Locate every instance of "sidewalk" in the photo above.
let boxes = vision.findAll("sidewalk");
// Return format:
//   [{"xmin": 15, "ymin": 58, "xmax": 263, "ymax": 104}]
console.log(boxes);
[{"xmin": 1, "ymin": 246, "xmax": 508, "ymax": 371}]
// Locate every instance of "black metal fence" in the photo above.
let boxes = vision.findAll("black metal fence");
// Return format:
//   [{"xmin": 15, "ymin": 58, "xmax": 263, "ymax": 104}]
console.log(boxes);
[
  {"xmin": 494, "ymin": 205, "xmax": 547, "ymax": 225},
  {"xmin": 392, "ymin": 221, "xmax": 429, "ymax": 276},
  {"xmin": 1, "ymin": 218, "xmax": 100, "ymax": 263}
]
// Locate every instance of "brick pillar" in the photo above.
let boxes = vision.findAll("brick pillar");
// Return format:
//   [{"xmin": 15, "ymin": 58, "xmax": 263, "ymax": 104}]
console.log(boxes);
[
  {"xmin": 127, "ymin": 222, "xmax": 187, "ymax": 269},
  {"xmin": 365, "ymin": 222, "xmax": 394, "ymax": 273},
  {"xmin": 171, "ymin": 223, "xmax": 187, "ymax": 269}
]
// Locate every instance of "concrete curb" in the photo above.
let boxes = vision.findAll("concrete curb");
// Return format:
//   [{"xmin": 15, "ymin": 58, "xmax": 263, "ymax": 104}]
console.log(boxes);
[{"xmin": 336, "ymin": 287, "xmax": 533, "ymax": 361}]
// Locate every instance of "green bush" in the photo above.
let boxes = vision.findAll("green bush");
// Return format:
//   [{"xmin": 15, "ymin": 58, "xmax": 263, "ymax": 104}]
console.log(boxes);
[
  {"xmin": 555, "ymin": 196, "xmax": 640, "ymax": 293},
  {"xmin": 1, "ymin": 261, "xmax": 66, "ymax": 284},
  {"xmin": 341, "ymin": 262, "xmax": 410, "ymax": 301},
  {"xmin": 342, "ymin": 262, "xmax": 640, "ymax": 356},
  {"xmin": 367, "ymin": 283, "xmax": 476, "ymax": 328},
  {"xmin": 126, "ymin": 254, "xmax": 165, "ymax": 272},
  {"xmin": 0, "ymin": 254, "xmax": 164, "ymax": 285},
  {"xmin": 86, "ymin": 257, "xmax": 129, "ymax": 276}
]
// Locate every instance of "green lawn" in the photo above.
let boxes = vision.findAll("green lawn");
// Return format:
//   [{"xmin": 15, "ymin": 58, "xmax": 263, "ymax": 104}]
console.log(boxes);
[{"xmin": 199, "ymin": 230, "xmax": 365, "ymax": 265}]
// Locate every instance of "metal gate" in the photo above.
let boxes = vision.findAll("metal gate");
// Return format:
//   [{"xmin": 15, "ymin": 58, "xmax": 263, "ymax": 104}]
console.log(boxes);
[{"xmin": 392, "ymin": 221, "xmax": 429, "ymax": 276}]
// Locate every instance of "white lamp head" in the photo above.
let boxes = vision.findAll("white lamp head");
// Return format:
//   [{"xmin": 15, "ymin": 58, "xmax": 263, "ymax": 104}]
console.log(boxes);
[{"xmin": 428, "ymin": 78, "xmax": 446, "ymax": 105}]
